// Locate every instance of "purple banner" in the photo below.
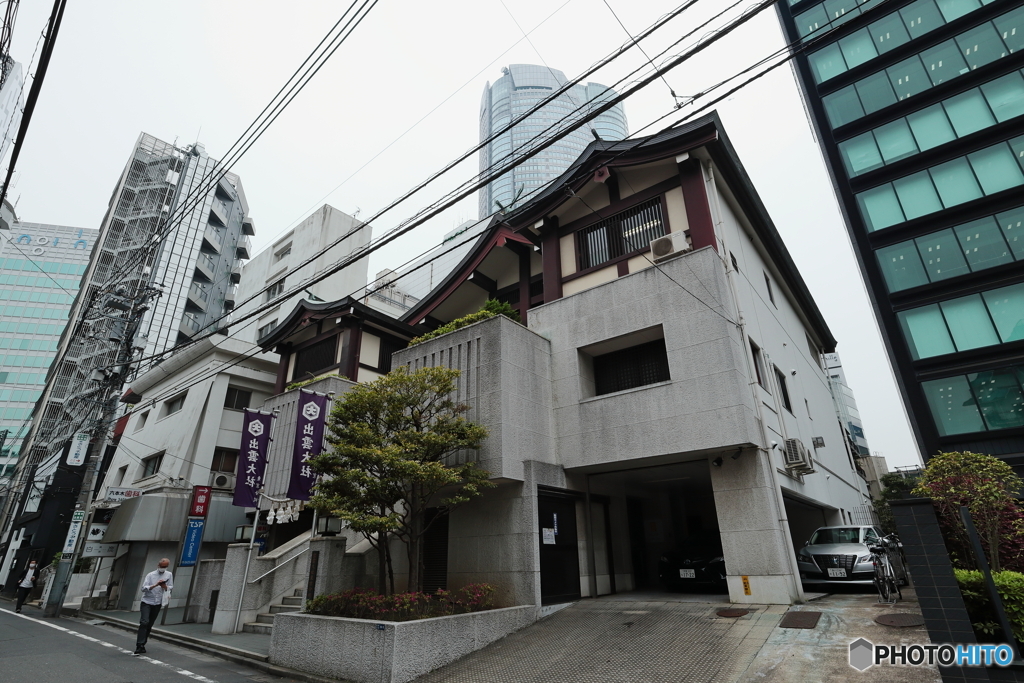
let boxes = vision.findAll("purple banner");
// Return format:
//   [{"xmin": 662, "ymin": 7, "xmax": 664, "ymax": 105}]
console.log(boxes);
[
  {"xmin": 234, "ymin": 410, "xmax": 274, "ymax": 507},
  {"xmin": 287, "ymin": 390, "xmax": 328, "ymax": 500}
]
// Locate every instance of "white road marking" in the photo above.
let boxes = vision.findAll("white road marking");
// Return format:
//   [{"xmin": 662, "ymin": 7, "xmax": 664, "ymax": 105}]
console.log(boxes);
[{"xmin": 2, "ymin": 607, "xmax": 220, "ymax": 682}]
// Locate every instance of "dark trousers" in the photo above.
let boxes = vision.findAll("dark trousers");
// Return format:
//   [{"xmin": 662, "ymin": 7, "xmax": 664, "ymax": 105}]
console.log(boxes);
[
  {"xmin": 15, "ymin": 586, "xmax": 31, "ymax": 611},
  {"xmin": 136, "ymin": 602, "xmax": 161, "ymax": 646}
]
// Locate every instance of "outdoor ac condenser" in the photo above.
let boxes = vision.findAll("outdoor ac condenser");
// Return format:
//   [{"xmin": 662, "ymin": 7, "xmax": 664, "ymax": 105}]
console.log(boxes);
[
  {"xmin": 210, "ymin": 471, "xmax": 236, "ymax": 490},
  {"xmin": 650, "ymin": 231, "xmax": 693, "ymax": 262},
  {"xmin": 784, "ymin": 437, "xmax": 814, "ymax": 472}
]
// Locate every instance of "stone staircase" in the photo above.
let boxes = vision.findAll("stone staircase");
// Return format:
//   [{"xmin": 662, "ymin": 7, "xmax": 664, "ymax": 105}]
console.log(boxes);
[{"xmin": 242, "ymin": 589, "xmax": 304, "ymax": 635}]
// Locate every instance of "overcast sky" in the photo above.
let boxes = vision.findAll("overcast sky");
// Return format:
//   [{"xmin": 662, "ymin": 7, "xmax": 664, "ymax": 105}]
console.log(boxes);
[{"xmin": 5, "ymin": 0, "xmax": 923, "ymax": 469}]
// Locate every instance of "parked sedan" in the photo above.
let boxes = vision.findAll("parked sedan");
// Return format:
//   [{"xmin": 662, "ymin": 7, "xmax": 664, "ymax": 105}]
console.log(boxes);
[
  {"xmin": 659, "ymin": 537, "xmax": 727, "ymax": 589},
  {"xmin": 797, "ymin": 525, "xmax": 905, "ymax": 585}
]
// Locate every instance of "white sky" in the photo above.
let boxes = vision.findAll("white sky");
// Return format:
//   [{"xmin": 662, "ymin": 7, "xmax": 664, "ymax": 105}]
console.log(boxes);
[{"xmin": 5, "ymin": 0, "xmax": 922, "ymax": 468}]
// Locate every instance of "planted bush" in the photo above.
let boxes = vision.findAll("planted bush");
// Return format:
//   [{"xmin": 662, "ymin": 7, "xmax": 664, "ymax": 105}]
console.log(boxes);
[
  {"xmin": 408, "ymin": 299, "xmax": 521, "ymax": 347},
  {"xmin": 306, "ymin": 584, "xmax": 497, "ymax": 622},
  {"xmin": 954, "ymin": 569, "xmax": 1024, "ymax": 642}
]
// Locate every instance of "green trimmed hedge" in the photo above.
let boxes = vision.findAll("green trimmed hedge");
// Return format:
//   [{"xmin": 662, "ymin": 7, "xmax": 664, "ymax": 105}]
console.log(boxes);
[
  {"xmin": 954, "ymin": 569, "xmax": 1024, "ymax": 642},
  {"xmin": 408, "ymin": 300, "xmax": 522, "ymax": 347}
]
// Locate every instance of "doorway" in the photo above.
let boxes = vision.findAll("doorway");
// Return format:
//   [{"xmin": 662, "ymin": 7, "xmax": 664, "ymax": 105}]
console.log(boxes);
[{"xmin": 538, "ymin": 490, "xmax": 581, "ymax": 604}]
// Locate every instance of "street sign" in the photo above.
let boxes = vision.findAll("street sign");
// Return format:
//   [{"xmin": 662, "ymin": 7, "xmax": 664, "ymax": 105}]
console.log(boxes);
[
  {"xmin": 72, "ymin": 510, "xmax": 86, "ymax": 522},
  {"xmin": 67, "ymin": 433, "xmax": 90, "ymax": 466},
  {"xmin": 179, "ymin": 519, "xmax": 206, "ymax": 567},
  {"xmin": 82, "ymin": 543, "xmax": 118, "ymax": 558},
  {"xmin": 189, "ymin": 485, "xmax": 213, "ymax": 517},
  {"xmin": 105, "ymin": 487, "xmax": 143, "ymax": 503},
  {"xmin": 62, "ymin": 520, "xmax": 84, "ymax": 554}
]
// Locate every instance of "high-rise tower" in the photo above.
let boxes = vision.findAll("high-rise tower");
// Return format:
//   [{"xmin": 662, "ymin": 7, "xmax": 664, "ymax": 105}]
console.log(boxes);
[
  {"xmin": 776, "ymin": 1, "xmax": 1024, "ymax": 466},
  {"xmin": 478, "ymin": 64, "xmax": 627, "ymax": 218}
]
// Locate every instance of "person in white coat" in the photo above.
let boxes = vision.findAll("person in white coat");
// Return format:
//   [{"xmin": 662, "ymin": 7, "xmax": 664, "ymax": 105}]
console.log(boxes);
[{"xmin": 135, "ymin": 558, "xmax": 172, "ymax": 655}]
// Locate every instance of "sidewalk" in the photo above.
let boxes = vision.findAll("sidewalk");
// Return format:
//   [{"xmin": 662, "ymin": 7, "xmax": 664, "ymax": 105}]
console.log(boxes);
[
  {"xmin": 80, "ymin": 606, "xmax": 271, "ymax": 659},
  {"xmin": 735, "ymin": 588, "xmax": 941, "ymax": 682}
]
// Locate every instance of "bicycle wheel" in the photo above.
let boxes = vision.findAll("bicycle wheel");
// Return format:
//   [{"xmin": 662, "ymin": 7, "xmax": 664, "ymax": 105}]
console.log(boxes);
[{"xmin": 874, "ymin": 564, "xmax": 891, "ymax": 602}]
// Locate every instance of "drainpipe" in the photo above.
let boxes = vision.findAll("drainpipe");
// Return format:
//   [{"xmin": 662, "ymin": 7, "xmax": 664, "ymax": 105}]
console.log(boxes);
[{"xmin": 704, "ymin": 160, "xmax": 805, "ymax": 604}]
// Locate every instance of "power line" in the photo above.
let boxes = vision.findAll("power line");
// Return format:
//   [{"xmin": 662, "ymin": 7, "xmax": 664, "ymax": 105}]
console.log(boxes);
[{"xmin": 600, "ymin": 0, "xmax": 681, "ymax": 105}]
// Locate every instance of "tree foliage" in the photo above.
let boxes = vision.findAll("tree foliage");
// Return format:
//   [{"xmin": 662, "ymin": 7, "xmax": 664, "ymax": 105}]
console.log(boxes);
[
  {"xmin": 309, "ymin": 366, "xmax": 491, "ymax": 594},
  {"xmin": 913, "ymin": 451, "xmax": 1024, "ymax": 572}
]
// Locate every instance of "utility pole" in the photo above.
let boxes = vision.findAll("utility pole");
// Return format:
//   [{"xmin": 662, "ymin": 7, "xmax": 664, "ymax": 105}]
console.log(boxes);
[{"xmin": 43, "ymin": 284, "xmax": 159, "ymax": 617}]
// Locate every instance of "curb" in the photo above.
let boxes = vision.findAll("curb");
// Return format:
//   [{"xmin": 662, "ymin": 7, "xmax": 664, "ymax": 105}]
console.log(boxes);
[{"xmin": 79, "ymin": 610, "xmax": 347, "ymax": 683}]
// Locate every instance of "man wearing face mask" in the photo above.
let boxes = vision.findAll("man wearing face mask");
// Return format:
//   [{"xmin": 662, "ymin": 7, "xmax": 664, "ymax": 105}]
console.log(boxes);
[
  {"xmin": 135, "ymin": 558, "xmax": 173, "ymax": 655},
  {"xmin": 13, "ymin": 560, "xmax": 41, "ymax": 613}
]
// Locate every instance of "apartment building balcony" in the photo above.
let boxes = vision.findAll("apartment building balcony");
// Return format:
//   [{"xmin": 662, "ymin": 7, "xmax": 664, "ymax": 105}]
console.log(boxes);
[
  {"xmin": 194, "ymin": 251, "xmax": 217, "ymax": 283},
  {"xmin": 229, "ymin": 264, "xmax": 242, "ymax": 284},
  {"xmin": 180, "ymin": 311, "xmax": 202, "ymax": 337},
  {"xmin": 187, "ymin": 282, "xmax": 210, "ymax": 311},
  {"xmin": 209, "ymin": 199, "xmax": 229, "ymax": 227},
  {"xmin": 242, "ymin": 217, "xmax": 256, "ymax": 236},
  {"xmin": 223, "ymin": 285, "xmax": 237, "ymax": 310},
  {"xmin": 203, "ymin": 226, "xmax": 223, "ymax": 254},
  {"xmin": 236, "ymin": 234, "xmax": 251, "ymax": 260}
]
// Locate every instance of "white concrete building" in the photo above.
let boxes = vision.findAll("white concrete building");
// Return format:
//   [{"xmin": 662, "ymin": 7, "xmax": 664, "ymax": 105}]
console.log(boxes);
[
  {"xmin": 246, "ymin": 114, "xmax": 872, "ymax": 611},
  {"xmin": 234, "ymin": 204, "xmax": 371, "ymax": 346},
  {"xmin": 94, "ymin": 337, "xmax": 277, "ymax": 611}
]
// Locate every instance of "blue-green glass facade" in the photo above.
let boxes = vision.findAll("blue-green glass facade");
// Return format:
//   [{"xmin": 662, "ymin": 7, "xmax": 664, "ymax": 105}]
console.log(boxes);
[
  {"xmin": 777, "ymin": 0, "xmax": 1024, "ymax": 462},
  {"xmin": 0, "ymin": 222, "xmax": 96, "ymax": 478}
]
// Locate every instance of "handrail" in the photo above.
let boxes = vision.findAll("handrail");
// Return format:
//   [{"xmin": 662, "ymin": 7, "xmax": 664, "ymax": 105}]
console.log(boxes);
[{"xmin": 247, "ymin": 546, "xmax": 309, "ymax": 584}]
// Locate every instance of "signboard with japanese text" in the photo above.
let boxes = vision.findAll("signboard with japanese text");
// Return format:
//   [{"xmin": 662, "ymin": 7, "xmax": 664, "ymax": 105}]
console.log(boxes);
[
  {"xmin": 179, "ymin": 519, "xmax": 206, "ymax": 567},
  {"xmin": 105, "ymin": 487, "xmax": 143, "ymax": 503},
  {"xmin": 61, "ymin": 519, "xmax": 83, "ymax": 554},
  {"xmin": 189, "ymin": 485, "xmax": 213, "ymax": 517},
  {"xmin": 82, "ymin": 543, "xmax": 118, "ymax": 558},
  {"xmin": 66, "ymin": 433, "xmax": 89, "ymax": 466},
  {"xmin": 287, "ymin": 390, "xmax": 328, "ymax": 501},
  {"xmin": 234, "ymin": 410, "xmax": 274, "ymax": 507}
]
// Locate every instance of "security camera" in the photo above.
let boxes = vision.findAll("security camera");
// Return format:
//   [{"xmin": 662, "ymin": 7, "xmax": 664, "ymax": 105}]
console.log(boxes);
[
  {"xmin": 770, "ymin": 441, "xmax": 778, "ymax": 450},
  {"xmin": 791, "ymin": 369, "xmax": 797, "ymax": 376}
]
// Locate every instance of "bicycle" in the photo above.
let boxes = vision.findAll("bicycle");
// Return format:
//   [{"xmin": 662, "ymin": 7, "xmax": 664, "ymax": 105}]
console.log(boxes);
[{"xmin": 869, "ymin": 534, "xmax": 903, "ymax": 604}]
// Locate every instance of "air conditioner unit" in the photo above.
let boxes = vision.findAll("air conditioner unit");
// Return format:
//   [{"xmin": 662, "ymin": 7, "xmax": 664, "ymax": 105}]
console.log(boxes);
[
  {"xmin": 650, "ymin": 231, "xmax": 692, "ymax": 263},
  {"xmin": 784, "ymin": 438, "xmax": 814, "ymax": 472},
  {"xmin": 210, "ymin": 472, "xmax": 235, "ymax": 490}
]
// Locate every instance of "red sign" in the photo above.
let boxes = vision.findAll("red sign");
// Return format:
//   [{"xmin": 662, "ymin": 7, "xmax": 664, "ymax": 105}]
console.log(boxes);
[{"xmin": 189, "ymin": 486, "xmax": 213, "ymax": 517}]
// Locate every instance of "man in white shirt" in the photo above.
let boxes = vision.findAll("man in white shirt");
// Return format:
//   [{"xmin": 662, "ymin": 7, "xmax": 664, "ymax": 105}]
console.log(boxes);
[
  {"xmin": 13, "ymin": 560, "xmax": 40, "ymax": 613},
  {"xmin": 135, "ymin": 558, "xmax": 173, "ymax": 655}
]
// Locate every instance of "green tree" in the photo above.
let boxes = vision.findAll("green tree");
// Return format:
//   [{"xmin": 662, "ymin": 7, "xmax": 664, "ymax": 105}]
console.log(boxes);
[
  {"xmin": 913, "ymin": 451, "xmax": 1024, "ymax": 572},
  {"xmin": 310, "ymin": 366, "xmax": 491, "ymax": 594},
  {"xmin": 873, "ymin": 472, "xmax": 916, "ymax": 534}
]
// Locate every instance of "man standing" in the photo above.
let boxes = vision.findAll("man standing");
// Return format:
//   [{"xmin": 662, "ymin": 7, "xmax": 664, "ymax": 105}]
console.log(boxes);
[
  {"xmin": 135, "ymin": 557, "xmax": 172, "ymax": 655},
  {"xmin": 13, "ymin": 559, "xmax": 40, "ymax": 613}
]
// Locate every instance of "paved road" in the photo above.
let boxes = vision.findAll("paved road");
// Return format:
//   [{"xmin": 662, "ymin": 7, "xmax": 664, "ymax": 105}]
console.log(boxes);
[{"xmin": 0, "ymin": 602, "xmax": 296, "ymax": 683}]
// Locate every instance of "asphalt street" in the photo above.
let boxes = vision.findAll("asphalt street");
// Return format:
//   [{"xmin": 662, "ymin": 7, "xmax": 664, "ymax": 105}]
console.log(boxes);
[{"xmin": 0, "ymin": 602, "xmax": 297, "ymax": 683}]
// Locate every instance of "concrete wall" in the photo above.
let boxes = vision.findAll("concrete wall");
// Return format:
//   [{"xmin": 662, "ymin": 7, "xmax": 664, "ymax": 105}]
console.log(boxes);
[
  {"xmin": 529, "ymin": 246, "xmax": 763, "ymax": 471},
  {"xmin": 393, "ymin": 315, "xmax": 556, "ymax": 482},
  {"xmin": 190, "ymin": 558, "xmax": 224, "ymax": 623},
  {"xmin": 270, "ymin": 606, "xmax": 539, "ymax": 683}
]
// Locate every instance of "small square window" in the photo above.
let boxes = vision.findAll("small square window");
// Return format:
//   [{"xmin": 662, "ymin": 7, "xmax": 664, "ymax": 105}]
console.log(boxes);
[
  {"xmin": 265, "ymin": 280, "xmax": 286, "ymax": 303},
  {"xmin": 163, "ymin": 393, "xmax": 186, "ymax": 417},
  {"xmin": 211, "ymin": 448, "xmax": 238, "ymax": 473},
  {"xmin": 750, "ymin": 341, "xmax": 767, "ymax": 390},
  {"xmin": 764, "ymin": 273, "xmax": 776, "ymax": 306},
  {"xmin": 224, "ymin": 387, "xmax": 252, "ymax": 411},
  {"xmin": 140, "ymin": 451, "xmax": 164, "ymax": 479},
  {"xmin": 135, "ymin": 411, "xmax": 149, "ymax": 432}
]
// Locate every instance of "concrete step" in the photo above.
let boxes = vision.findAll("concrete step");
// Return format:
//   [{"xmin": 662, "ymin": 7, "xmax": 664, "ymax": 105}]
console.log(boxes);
[
  {"xmin": 269, "ymin": 604, "xmax": 301, "ymax": 614},
  {"xmin": 255, "ymin": 613, "xmax": 275, "ymax": 624},
  {"xmin": 281, "ymin": 596, "xmax": 303, "ymax": 606},
  {"xmin": 242, "ymin": 621, "xmax": 273, "ymax": 635}
]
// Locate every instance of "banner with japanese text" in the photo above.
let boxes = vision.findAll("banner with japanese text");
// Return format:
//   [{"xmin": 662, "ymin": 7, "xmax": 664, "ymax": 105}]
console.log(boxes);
[
  {"xmin": 287, "ymin": 389, "xmax": 328, "ymax": 500},
  {"xmin": 234, "ymin": 409, "xmax": 274, "ymax": 507}
]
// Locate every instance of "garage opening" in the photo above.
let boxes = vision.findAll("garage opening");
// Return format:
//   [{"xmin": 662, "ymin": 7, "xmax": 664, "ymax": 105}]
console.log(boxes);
[{"xmin": 588, "ymin": 460, "xmax": 725, "ymax": 596}]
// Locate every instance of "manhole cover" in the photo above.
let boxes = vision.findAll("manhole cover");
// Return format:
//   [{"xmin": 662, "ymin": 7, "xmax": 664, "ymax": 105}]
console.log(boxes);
[
  {"xmin": 779, "ymin": 611, "xmax": 822, "ymax": 629},
  {"xmin": 876, "ymin": 613, "xmax": 925, "ymax": 628},
  {"xmin": 716, "ymin": 609, "xmax": 749, "ymax": 618}
]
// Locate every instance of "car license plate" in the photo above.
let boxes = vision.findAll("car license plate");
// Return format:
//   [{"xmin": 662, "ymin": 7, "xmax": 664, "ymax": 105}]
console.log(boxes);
[
  {"xmin": 679, "ymin": 569, "xmax": 696, "ymax": 579},
  {"xmin": 827, "ymin": 568, "xmax": 847, "ymax": 578}
]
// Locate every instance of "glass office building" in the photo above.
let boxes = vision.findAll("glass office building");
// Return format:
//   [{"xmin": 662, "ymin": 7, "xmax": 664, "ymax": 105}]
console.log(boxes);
[
  {"xmin": 478, "ymin": 64, "xmax": 628, "ymax": 218},
  {"xmin": 0, "ymin": 221, "xmax": 97, "ymax": 478},
  {"xmin": 776, "ymin": 0, "xmax": 1024, "ymax": 465}
]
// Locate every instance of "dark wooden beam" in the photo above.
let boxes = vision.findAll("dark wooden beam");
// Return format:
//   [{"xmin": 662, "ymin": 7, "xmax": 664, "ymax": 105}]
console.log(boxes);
[
  {"xmin": 678, "ymin": 158, "xmax": 717, "ymax": 253},
  {"xmin": 467, "ymin": 270, "xmax": 497, "ymax": 294}
]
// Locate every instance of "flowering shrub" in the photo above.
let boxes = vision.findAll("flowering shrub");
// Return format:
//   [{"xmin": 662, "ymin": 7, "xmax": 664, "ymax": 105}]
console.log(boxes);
[{"xmin": 306, "ymin": 583, "xmax": 498, "ymax": 622}]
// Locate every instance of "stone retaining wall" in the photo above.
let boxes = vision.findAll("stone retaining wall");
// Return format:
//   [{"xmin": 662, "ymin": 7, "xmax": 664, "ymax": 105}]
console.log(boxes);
[{"xmin": 270, "ymin": 605, "xmax": 538, "ymax": 683}]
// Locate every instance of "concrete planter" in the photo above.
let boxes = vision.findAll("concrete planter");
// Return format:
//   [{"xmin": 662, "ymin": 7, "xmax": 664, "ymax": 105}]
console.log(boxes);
[{"xmin": 270, "ymin": 605, "xmax": 538, "ymax": 683}]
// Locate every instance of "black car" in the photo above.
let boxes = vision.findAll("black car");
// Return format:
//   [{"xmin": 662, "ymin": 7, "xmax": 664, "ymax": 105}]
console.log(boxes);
[{"xmin": 659, "ymin": 537, "xmax": 726, "ymax": 588}]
